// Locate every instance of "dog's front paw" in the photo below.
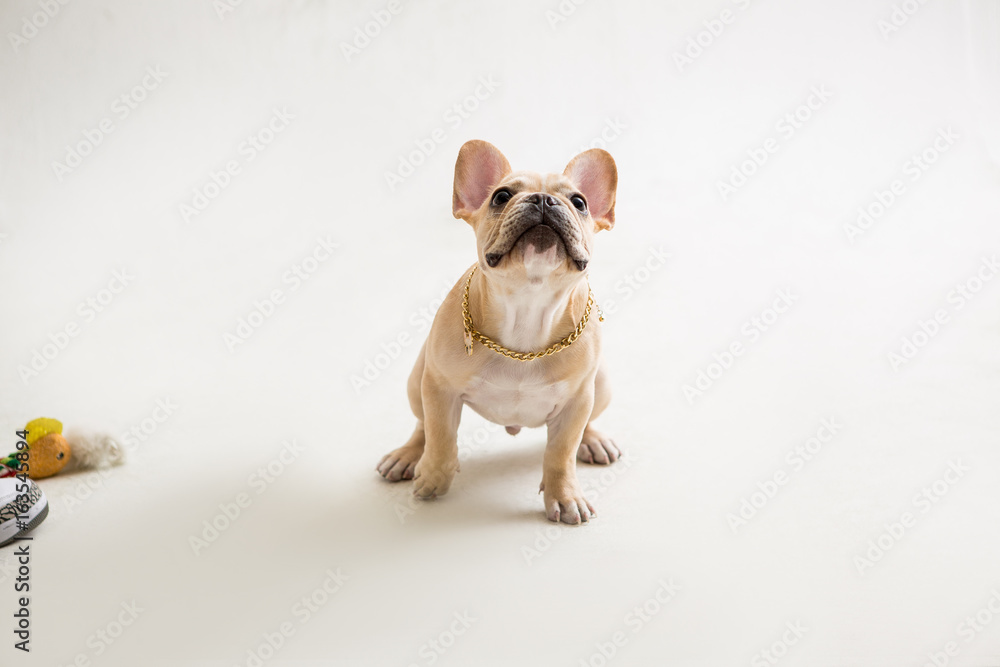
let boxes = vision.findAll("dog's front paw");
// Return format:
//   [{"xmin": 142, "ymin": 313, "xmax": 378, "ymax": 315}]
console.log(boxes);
[
  {"xmin": 540, "ymin": 477, "xmax": 595, "ymax": 525},
  {"xmin": 412, "ymin": 458, "xmax": 459, "ymax": 499}
]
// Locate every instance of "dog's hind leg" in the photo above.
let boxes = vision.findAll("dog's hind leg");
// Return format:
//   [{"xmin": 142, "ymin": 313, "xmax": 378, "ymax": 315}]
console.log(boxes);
[
  {"xmin": 577, "ymin": 363, "xmax": 623, "ymax": 465},
  {"xmin": 376, "ymin": 343, "xmax": 427, "ymax": 482}
]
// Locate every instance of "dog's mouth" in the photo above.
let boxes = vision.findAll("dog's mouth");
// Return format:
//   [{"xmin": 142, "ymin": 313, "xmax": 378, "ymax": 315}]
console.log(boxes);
[
  {"xmin": 516, "ymin": 222, "xmax": 563, "ymax": 250},
  {"xmin": 484, "ymin": 208, "xmax": 589, "ymax": 272}
]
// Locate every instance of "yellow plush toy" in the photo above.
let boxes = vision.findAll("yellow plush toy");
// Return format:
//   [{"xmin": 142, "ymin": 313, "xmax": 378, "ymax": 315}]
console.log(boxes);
[{"xmin": 1, "ymin": 418, "xmax": 124, "ymax": 479}]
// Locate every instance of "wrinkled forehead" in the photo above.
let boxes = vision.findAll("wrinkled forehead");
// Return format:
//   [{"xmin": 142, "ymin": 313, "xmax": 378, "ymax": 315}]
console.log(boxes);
[{"xmin": 497, "ymin": 170, "xmax": 578, "ymax": 194}]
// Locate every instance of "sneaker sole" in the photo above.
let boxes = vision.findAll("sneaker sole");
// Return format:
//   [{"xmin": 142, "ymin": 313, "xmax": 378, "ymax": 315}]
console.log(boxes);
[{"xmin": 0, "ymin": 497, "xmax": 49, "ymax": 548}]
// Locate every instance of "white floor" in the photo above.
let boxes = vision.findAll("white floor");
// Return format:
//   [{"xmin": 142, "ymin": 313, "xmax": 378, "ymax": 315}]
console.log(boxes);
[{"xmin": 2, "ymin": 1, "xmax": 1000, "ymax": 665}]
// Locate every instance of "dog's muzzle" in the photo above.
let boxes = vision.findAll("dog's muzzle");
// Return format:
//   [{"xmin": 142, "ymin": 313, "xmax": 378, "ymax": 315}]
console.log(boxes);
[{"xmin": 484, "ymin": 194, "xmax": 589, "ymax": 271}]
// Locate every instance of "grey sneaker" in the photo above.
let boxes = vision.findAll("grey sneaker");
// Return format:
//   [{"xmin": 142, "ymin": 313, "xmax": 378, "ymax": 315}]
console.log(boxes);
[{"xmin": 0, "ymin": 477, "xmax": 48, "ymax": 548}]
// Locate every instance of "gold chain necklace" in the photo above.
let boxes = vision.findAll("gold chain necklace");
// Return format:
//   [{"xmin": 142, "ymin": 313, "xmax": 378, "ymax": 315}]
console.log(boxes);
[{"xmin": 461, "ymin": 266, "xmax": 603, "ymax": 361}]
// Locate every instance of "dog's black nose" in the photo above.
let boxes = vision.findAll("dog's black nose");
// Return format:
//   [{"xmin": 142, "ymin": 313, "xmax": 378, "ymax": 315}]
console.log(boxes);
[{"xmin": 524, "ymin": 193, "xmax": 560, "ymax": 209}]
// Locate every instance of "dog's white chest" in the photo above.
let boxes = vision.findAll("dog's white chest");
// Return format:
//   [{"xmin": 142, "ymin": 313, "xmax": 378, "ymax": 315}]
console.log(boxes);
[{"xmin": 461, "ymin": 368, "xmax": 569, "ymax": 429}]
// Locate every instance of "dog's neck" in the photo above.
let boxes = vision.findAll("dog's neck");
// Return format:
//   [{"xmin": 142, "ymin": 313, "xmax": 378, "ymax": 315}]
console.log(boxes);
[{"xmin": 470, "ymin": 268, "xmax": 588, "ymax": 353}]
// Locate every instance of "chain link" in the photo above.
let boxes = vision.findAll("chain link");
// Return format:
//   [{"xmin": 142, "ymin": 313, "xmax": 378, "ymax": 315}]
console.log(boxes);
[{"xmin": 461, "ymin": 266, "xmax": 602, "ymax": 362}]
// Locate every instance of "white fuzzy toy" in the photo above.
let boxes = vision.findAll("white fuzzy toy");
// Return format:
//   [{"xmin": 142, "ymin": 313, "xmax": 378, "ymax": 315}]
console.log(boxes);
[{"xmin": 62, "ymin": 430, "xmax": 127, "ymax": 472}]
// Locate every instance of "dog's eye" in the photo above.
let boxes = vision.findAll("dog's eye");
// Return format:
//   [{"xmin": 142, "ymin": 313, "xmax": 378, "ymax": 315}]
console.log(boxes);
[
  {"xmin": 571, "ymin": 194, "xmax": 587, "ymax": 212},
  {"xmin": 492, "ymin": 189, "xmax": 512, "ymax": 207}
]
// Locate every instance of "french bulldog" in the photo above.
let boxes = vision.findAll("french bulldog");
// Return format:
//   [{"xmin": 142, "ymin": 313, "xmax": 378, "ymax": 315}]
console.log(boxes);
[{"xmin": 376, "ymin": 140, "xmax": 621, "ymax": 524}]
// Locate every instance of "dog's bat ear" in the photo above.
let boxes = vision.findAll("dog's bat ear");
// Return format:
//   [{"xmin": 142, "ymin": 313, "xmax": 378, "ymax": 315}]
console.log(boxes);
[
  {"xmin": 453, "ymin": 140, "xmax": 512, "ymax": 221},
  {"xmin": 564, "ymin": 149, "xmax": 618, "ymax": 231}
]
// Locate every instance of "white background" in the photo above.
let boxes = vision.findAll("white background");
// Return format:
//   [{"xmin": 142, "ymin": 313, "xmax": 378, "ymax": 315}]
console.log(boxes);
[{"xmin": 2, "ymin": 1, "xmax": 1000, "ymax": 665}]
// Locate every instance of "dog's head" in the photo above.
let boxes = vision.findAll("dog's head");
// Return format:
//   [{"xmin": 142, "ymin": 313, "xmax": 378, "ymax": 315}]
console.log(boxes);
[{"xmin": 452, "ymin": 140, "xmax": 617, "ymax": 288}]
